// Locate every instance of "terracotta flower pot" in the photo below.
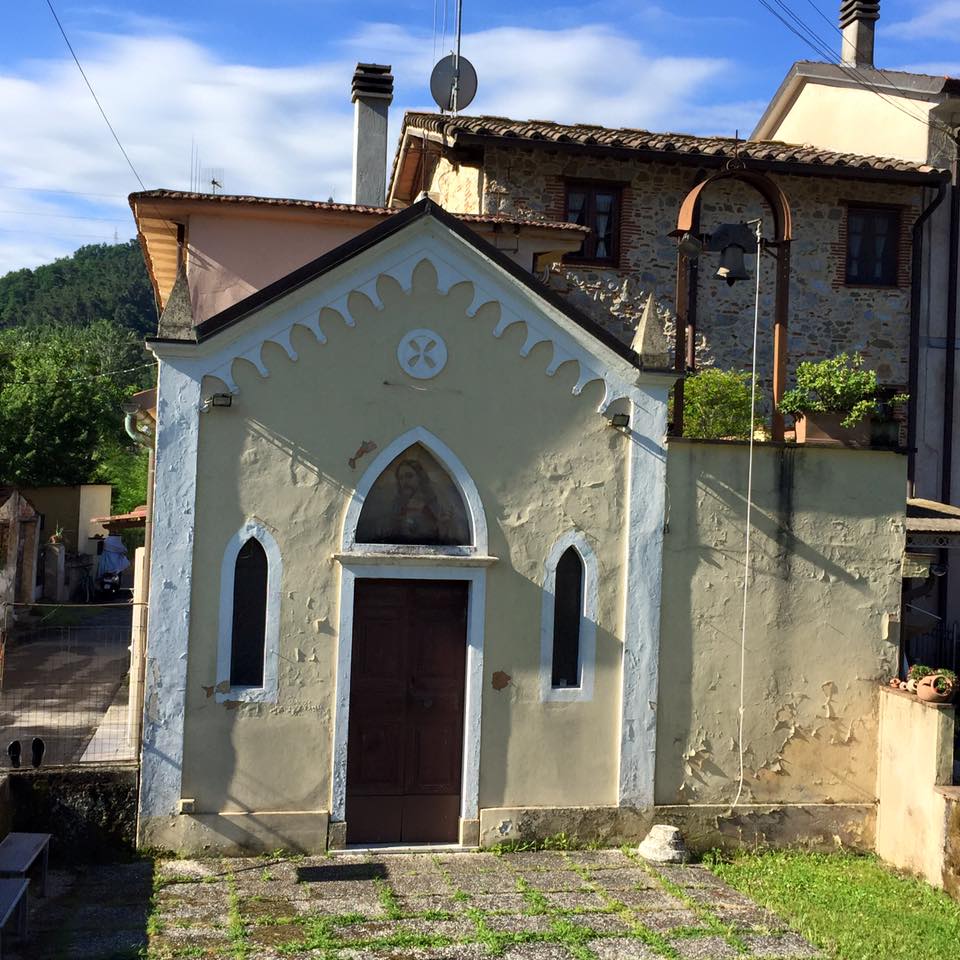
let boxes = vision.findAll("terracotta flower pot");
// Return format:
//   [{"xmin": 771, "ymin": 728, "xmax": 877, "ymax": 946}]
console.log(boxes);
[
  {"xmin": 794, "ymin": 412, "xmax": 871, "ymax": 446},
  {"xmin": 916, "ymin": 674, "xmax": 957, "ymax": 703}
]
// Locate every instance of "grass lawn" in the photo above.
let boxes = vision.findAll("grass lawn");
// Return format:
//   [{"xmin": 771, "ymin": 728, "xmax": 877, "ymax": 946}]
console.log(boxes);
[{"xmin": 706, "ymin": 849, "xmax": 960, "ymax": 960}]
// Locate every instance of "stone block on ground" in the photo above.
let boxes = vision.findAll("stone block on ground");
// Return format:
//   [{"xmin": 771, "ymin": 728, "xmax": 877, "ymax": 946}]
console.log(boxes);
[{"xmin": 637, "ymin": 824, "xmax": 690, "ymax": 863}]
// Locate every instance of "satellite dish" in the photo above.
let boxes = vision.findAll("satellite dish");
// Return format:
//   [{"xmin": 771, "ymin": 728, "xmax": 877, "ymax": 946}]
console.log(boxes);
[{"xmin": 430, "ymin": 54, "xmax": 478, "ymax": 113}]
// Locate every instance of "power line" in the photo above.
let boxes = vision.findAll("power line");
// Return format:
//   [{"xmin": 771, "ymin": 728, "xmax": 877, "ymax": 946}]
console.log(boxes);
[
  {"xmin": 0, "ymin": 185, "xmax": 126, "ymax": 201},
  {"xmin": 756, "ymin": 0, "xmax": 956, "ymax": 139},
  {"xmin": 2, "ymin": 361, "xmax": 155, "ymax": 388},
  {"xmin": 0, "ymin": 209, "xmax": 129, "ymax": 223},
  {"xmin": 762, "ymin": 0, "xmax": 953, "ymax": 134},
  {"xmin": 43, "ymin": 0, "xmax": 147, "ymax": 191},
  {"xmin": 0, "ymin": 226, "xmax": 121, "ymax": 241},
  {"xmin": 799, "ymin": 0, "xmax": 952, "ymax": 110}
]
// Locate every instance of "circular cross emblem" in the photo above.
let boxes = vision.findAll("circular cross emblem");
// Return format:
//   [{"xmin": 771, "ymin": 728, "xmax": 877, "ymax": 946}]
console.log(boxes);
[{"xmin": 397, "ymin": 329, "xmax": 448, "ymax": 380}]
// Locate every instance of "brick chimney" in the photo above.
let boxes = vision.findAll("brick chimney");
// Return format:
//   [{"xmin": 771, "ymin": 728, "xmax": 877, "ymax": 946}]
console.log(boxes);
[
  {"xmin": 351, "ymin": 63, "xmax": 394, "ymax": 207},
  {"xmin": 839, "ymin": 0, "xmax": 880, "ymax": 68}
]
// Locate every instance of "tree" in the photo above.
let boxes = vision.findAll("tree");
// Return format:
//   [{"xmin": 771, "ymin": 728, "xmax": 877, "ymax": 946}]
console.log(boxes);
[
  {"xmin": 0, "ymin": 241, "xmax": 156, "ymax": 337},
  {"xmin": 681, "ymin": 368, "xmax": 759, "ymax": 440},
  {"xmin": 0, "ymin": 320, "xmax": 153, "ymax": 489}
]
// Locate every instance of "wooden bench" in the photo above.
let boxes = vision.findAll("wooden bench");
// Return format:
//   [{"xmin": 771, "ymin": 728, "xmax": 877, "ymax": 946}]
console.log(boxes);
[
  {"xmin": 0, "ymin": 834, "xmax": 50, "ymax": 897},
  {"xmin": 0, "ymin": 878, "xmax": 29, "ymax": 958}
]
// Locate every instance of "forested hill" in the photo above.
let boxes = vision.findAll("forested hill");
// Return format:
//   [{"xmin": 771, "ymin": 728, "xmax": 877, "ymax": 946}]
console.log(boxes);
[{"xmin": 0, "ymin": 240, "xmax": 156, "ymax": 336}]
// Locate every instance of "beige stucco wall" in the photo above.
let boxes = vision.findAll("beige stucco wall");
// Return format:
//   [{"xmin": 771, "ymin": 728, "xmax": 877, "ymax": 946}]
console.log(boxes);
[
  {"xmin": 876, "ymin": 687, "xmax": 956, "ymax": 887},
  {"xmin": 178, "ymin": 260, "xmax": 634, "ymax": 821},
  {"xmin": 657, "ymin": 440, "xmax": 905, "ymax": 807},
  {"xmin": 768, "ymin": 84, "xmax": 933, "ymax": 165},
  {"xmin": 19, "ymin": 484, "xmax": 109, "ymax": 560}
]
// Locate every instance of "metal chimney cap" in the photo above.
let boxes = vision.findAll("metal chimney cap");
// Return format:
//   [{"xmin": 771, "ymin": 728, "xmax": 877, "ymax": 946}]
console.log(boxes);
[
  {"xmin": 839, "ymin": 1, "xmax": 880, "ymax": 29},
  {"xmin": 352, "ymin": 63, "xmax": 394, "ymax": 104}
]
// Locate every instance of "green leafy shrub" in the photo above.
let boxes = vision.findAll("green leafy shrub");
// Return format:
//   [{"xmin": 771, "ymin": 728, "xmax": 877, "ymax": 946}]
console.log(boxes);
[
  {"xmin": 681, "ymin": 368, "xmax": 758, "ymax": 440},
  {"xmin": 779, "ymin": 353, "xmax": 907, "ymax": 428},
  {"xmin": 907, "ymin": 664, "xmax": 933, "ymax": 682}
]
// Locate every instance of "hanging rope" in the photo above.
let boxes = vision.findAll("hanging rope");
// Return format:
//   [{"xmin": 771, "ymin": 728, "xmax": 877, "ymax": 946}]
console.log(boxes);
[{"xmin": 732, "ymin": 219, "xmax": 764, "ymax": 809}]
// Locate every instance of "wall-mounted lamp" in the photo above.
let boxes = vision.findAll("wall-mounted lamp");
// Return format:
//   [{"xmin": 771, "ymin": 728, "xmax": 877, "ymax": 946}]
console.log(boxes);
[
  {"xmin": 201, "ymin": 393, "xmax": 233, "ymax": 413},
  {"xmin": 608, "ymin": 412, "xmax": 630, "ymax": 430},
  {"xmin": 677, "ymin": 232, "xmax": 703, "ymax": 259}
]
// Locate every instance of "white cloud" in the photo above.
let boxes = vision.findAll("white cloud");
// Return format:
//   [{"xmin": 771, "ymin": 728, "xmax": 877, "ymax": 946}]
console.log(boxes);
[
  {"xmin": 0, "ymin": 23, "xmax": 747, "ymax": 275},
  {"xmin": 888, "ymin": 1, "xmax": 960, "ymax": 39},
  {"xmin": 352, "ymin": 22, "xmax": 734, "ymax": 131}
]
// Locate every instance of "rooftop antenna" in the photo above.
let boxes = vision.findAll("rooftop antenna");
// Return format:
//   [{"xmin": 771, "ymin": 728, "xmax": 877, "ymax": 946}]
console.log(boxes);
[
  {"xmin": 430, "ymin": 0, "xmax": 477, "ymax": 113},
  {"xmin": 202, "ymin": 166, "xmax": 224, "ymax": 195}
]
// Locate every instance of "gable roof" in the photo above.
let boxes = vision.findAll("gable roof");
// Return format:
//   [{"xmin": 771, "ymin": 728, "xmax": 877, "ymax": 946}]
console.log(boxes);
[
  {"xmin": 129, "ymin": 188, "xmax": 589, "ymax": 233},
  {"xmin": 130, "ymin": 188, "xmax": 588, "ymax": 312},
  {"xmin": 392, "ymin": 112, "xmax": 949, "ymax": 202},
  {"xmin": 752, "ymin": 60, "xmax": 960, "ymax": 141},
  {"xmin": 148, "ymin": 197, "xmax": 659, "ymax": 373}
]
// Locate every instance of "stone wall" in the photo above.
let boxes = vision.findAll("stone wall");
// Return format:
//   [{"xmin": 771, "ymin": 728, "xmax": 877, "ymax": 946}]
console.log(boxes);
[
  {"xmin": 5, "ymin": 765, "xmax": 139, "ymax": 862},
  {"xmin": 430, "ymin": 145, "xmax": 921, "ymax": 407}
]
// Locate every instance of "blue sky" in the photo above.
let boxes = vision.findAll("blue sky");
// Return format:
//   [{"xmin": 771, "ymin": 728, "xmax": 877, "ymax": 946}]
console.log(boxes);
[{"xmin": 0, "ymin": 1, "xmax": 956, "ymax": 275}]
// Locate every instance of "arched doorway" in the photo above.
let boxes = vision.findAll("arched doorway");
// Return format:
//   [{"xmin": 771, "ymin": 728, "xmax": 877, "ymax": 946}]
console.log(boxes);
[{"xmin": 333, "ymin": 428, "xmax": 491, "ymax": 845}]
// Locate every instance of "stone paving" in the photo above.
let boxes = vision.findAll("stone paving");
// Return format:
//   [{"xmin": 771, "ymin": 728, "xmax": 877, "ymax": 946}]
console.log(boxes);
[{"xmin": 9, "ymin": 849, "xmax": 826, "ymax": 960}]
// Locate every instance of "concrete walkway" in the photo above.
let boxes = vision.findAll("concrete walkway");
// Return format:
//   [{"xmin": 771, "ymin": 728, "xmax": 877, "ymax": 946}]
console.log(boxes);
[{"xmin": 6, "ymin": 849, "xmax": 825, "ymax": 960}]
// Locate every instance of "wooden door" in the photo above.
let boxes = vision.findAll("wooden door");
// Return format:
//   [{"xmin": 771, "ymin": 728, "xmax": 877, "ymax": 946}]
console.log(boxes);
[{"xmin": 346, "ymin": 579, "xmax": 468, "ymax": 844}]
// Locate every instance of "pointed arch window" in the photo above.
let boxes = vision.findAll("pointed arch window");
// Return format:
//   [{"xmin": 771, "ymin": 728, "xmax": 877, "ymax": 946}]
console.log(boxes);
[
  {"xmin": 356, "ymin": 443, "xmax": 471, "ymax": 546},
  {"xmin": 230, "ymin": 538, "xmax": 268, "ymax": 687},
  {"xmin": 217, "ymin": 521, "xmax": 282, "ymax": 703},
  {"xmin": 540, "ymin": 532, "xmax": 598, "ymax": 702},
  {"xmin": 551, "ymin": 547, "xmax": 584, "ymax": 688}
]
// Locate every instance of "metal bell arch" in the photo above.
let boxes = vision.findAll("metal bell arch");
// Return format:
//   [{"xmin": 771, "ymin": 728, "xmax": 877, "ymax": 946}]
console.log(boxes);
[{"xmin": 671, "ymin": 169, "xmax": 793, "ymax": 441}]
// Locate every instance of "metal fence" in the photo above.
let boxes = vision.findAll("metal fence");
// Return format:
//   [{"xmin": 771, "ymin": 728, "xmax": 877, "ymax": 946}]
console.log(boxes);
[
  {"xmin": 0, "ymin": 603, "xmax": 142, "ymax": 768},
  {"xmin": 905, "ymin": 620, "xmax": 960, "ymax": 674}
]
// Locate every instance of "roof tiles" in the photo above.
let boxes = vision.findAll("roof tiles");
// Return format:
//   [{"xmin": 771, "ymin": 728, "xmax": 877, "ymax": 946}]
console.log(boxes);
[{"xmin": 398, "ymin": 112, "xmax": 947, "ymax": 180}]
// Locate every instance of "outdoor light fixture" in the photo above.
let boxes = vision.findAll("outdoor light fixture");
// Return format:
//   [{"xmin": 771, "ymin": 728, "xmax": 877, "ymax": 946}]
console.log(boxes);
[
  {"xmin": 608, "ymin": 412, "xmax": 630, "ymax": 430},
  {"xmin": 201, "ymin": 393, "xmax": 234, "ymax": 412},
  {"xmin": 677, "ymin": 232, "xmax": 703, "ymax": 259}
]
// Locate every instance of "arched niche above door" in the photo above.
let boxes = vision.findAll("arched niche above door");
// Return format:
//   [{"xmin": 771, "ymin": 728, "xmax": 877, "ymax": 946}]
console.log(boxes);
[{"xmin": 355, "ymin": 442, "xmax": 472, "ymax": 547}]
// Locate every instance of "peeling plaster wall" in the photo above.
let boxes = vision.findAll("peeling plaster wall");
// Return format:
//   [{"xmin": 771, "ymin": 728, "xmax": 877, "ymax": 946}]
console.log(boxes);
[
  {"xmin": 174, "ymin": 260, "xmax": 643, "ymax": 827},
  {"xmin": 876, "ymin": 687, "xmax": 956, "ymax": 888},
  {"xmin": 429, "ymin": 148, "xmax": 920, "ymax": 405},
  {"xmin": 657, "ymin": 440, "xmax": 905, "ymax": 807},
  {"xmin": 429, "ymin": 155, "xmax": 483, "ymax": 213}
]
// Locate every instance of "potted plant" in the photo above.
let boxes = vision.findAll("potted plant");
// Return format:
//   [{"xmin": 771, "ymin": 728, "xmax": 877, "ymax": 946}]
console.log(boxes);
[
  {"xmin": 48, "ymin": 525, "xmax": 64, "ymax": 545},
  {"xmin": 906, "ymin": 663, "xmax": 933, "ymax": 694},
  {"xmin": 779, "ymin": 353, "xmax": 907, "ymax": 446},
  {"xmin": 916, "ymin": 669, "xmax": 958, "ymax": 704}
]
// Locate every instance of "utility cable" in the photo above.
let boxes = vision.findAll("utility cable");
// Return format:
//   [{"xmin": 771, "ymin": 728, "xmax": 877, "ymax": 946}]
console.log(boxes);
[
  {"xmin": 1, "ymin": 361, "xmax": 155, "ymax": 387},
  {"xmin": 732, "ymin": 219, "xmax": 764, "ymax": 810},
  {"xmin": 43, "ymin": 0, "xmax": 147, "ymax": 192},
  {"xmin": 755, "ymin": 0, "xmax": 956, "ymax": 139}
]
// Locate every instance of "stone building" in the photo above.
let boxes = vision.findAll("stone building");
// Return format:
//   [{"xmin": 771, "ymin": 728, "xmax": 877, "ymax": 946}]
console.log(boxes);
[
  {"xmin": 388, "ymin": 113, "xmax": 948, "ymax": 431},
  {"xmin": 129, "ymin": 63, "xmax": 924, "ymax": 856},
  {"xmin": 752, "ymin": 0, "xmax": 960, "ymax": 628}
]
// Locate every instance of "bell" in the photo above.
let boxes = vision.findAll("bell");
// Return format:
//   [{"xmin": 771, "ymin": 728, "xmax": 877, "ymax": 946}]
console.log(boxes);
[{"xmin": 715, "ymin": 244, "xmax": 749, "ymax": 286}]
